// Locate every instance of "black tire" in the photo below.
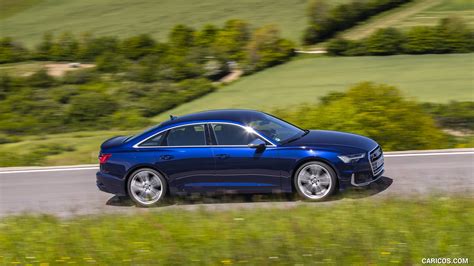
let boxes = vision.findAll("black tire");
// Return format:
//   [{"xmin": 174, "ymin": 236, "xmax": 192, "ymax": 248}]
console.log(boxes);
[
  {"xmin": 293, "ymin": 161, "xmax": 337, "ymax": 201},
  {"xmin": 127, "ymin": 168, "xmax": 167, "ymax": 207}
]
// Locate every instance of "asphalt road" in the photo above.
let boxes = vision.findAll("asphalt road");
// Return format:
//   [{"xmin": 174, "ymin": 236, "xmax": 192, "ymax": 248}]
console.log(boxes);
[{"xmin": 0, "ymin": 149, "xmax": 472, "ymax": 217}]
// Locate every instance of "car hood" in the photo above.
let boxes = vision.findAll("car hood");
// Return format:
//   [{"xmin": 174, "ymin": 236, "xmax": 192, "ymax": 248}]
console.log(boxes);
[{"xmin": 284, "ymin": 130, "xmax": 378, "ymax": 151}]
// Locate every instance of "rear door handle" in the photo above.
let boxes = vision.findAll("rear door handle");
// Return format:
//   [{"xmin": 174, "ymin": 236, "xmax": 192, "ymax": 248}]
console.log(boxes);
[
  {"xmin": 215, "ymin": 154, "xmax": 230, "ymax": 159},
  {"xmin": 160, "ymin": 155, "xmax": 174, "ymax": 160}
]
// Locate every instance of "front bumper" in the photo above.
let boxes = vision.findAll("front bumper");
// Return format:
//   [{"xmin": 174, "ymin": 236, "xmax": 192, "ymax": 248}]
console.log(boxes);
[
  {"xmin": 350, "ymin": 170, "xmax": 384, "ymax": 187},
  {"xmin": 96, "ymin": 171, "xmax": 127, "ymax": 196}
]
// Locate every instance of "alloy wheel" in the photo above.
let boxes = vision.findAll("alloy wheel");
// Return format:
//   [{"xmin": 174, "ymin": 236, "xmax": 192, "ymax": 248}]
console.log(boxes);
[
  {"xmin": 129, "ymin": 170, "xmax": 164, "ymax": 206},
  {"xmin": 296, "ymin": 163, "xmax": 333, "ymax": 200}
]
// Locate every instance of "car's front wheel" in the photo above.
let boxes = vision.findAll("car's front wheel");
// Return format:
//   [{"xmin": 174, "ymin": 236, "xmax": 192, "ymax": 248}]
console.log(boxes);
[
  {"xmin": 127, "ymin": 168, "xmax": 167, "ymax": 207},
  {"xmin": 294, "ymin": 161, "xmax": 336, "ymax": 201}
]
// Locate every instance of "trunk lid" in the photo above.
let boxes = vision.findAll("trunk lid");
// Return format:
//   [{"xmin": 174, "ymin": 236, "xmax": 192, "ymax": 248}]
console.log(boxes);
[{"xmin": 100, "ymin": 136, "xmax": 129, "ymax": 150}]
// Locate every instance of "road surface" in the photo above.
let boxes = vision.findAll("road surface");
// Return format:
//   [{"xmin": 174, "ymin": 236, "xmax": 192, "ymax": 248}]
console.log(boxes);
[{"xmin": 0, "ymin": 149, "xmax": 472, "ymax": 217}]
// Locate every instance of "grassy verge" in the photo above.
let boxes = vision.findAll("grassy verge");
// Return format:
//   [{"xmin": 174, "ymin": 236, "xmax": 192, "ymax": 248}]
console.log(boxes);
[
  {"xmin": 0, "ymin": 130, "xmax": 135, "ymax": 166},
  {"xmin": 0, "ymin": 197, "xmax": 472, "ymax": 264}
]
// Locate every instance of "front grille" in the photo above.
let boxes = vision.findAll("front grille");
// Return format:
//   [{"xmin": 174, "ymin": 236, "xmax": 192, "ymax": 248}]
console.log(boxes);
[{"xmin": 369, "ymin": 146, "xmax": 384, "ymax": 176}]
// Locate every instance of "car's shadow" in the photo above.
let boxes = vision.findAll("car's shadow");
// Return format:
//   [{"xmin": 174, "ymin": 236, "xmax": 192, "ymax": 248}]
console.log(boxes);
[{"xmin": 106, "ymin": 176, "xmax": 393, "ymax": 207}]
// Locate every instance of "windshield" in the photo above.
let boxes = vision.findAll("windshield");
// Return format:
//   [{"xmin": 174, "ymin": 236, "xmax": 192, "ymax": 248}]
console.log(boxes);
[{"xmin": 248, "ymin": 114, "xmax": 305, "ymax": 144}]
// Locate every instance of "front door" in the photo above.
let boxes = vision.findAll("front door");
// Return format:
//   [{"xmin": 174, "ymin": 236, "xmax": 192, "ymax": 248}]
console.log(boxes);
[{"xmin": 209, "ymin": 123, "xmax": 280, "ymax": 193}]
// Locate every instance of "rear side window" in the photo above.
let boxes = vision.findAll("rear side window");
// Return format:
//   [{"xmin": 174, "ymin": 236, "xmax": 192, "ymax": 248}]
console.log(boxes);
[
  {"xmin": 139, "ymin": 132, "xmax": 165, "ymax": 147},
  {"xmin": 165, "ymin": 124, "xmax": 206, "ymax": 146}
]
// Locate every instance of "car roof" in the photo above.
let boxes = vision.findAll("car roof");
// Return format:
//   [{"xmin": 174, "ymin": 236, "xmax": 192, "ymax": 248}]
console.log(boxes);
[{"xmin": 160, "ymin": 109, "xmax": 267, "ymax": 127}]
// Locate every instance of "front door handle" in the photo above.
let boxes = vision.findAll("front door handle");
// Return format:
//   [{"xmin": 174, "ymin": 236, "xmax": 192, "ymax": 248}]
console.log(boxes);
[
  {"xmin": 215, "ymin": 154, "xmax": 230, "ymax": 159},
  {"xmin": 160, "ymin": 155, "xmax": 174, "ymax": 160}
]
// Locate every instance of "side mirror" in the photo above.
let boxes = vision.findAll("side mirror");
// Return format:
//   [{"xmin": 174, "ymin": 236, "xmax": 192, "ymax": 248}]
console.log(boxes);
[{"xmin": 248, "ymin": 139, "xmax": 266, "ymax": 151}]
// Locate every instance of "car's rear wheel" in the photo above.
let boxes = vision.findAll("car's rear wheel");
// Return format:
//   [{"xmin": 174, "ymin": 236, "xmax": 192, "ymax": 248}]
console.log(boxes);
[
  {"xmin": 294, "ymin": 161, "xmax": 336, "ymax": 201},
  {"xmin": 127, "ymin": 168, "xmax": 167, "ymax": 207}
]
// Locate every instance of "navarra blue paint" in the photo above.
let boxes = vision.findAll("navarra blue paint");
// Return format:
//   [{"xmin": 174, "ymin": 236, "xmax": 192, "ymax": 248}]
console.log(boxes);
[{"xmin": 96, "ymin": 109, "xmax": 384, "ymax": 199}]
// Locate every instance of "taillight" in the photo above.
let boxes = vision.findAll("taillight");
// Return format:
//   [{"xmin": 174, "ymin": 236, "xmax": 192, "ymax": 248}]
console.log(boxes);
[{"xmin": 99, "ymin": 154, "xmax": 112, "ymax": 164}]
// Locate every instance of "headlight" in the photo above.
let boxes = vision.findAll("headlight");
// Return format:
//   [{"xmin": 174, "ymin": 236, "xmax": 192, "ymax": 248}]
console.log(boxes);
[{"xmin": 338, "ymin": 153, "xmax": 365, "ymax": 163}]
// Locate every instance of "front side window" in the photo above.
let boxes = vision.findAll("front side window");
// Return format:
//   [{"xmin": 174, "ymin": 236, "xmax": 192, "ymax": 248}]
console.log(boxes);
[
  {"xmin": 165, "ymin": 124, "xmax": 206, "ymax": 146},
  {"xmin": 212, "ymin": 123, "xmax": 262, "ymax": 145}
]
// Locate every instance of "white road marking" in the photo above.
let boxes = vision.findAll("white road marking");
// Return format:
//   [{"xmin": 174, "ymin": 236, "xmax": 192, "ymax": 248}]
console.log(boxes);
[
  {"xmin": 384, "ymin": 152, "xmax": 474, "ymax": 157},
  {"xmin": 0, "ymin": 167, "xmax": 99, "ymax": 174},
  {"xmin": 0, "ymin": 151, "xmax": 472, "ymax": 174}
]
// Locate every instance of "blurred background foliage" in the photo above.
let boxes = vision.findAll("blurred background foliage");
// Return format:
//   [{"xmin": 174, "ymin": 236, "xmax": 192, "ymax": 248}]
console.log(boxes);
[
  {"xmin": 0, "ymin": 0, "xmax": 472, "ymax": 166},
  {"xmin": 275, "ymin": 82, "xmax": 447, "ymax": 151}
]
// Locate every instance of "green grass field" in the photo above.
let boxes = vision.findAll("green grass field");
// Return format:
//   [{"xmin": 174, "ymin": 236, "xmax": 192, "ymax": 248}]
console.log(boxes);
[
  {"xmin": 0, "ymin": 197, "xmax": 472, "ymax": 264},
  {"xmin": 397, "ymin": 0, "xmax": 474, "ymax": 28},
  {"xmin": 0, "ymin": 130, "xmax": 134, "ymax": 166},
  {"xmin": 153, "ymin": 53, "xmax": 474, "ymax": 121},
  {"xmin": 339, "ymin": 0, "xmax": 474, "ymax": 40},
  {"xmin": 0, "ymin": 0, "xmax": 320, "ymax": 46}
]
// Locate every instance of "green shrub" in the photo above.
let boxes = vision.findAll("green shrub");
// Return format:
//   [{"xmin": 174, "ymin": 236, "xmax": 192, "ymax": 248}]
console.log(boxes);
[
  {"xmin": 327, "ymin": 38, "xmax": 353, "ymax": 55},
  {"xmin": 110, "ymin": 110, "xmax": 150, "ymax": 129},
  {"xmin": 66, "ymin": 91, "xmax": 118, "ymax": 128},
  {"xmin": 49, "ymin": 32, "xmax": 79, "ymax": 61},
  {"xmin": 437, "ymin": 16, "xmax": 474, "ymax": 53},
  {"xmin": 403, "ymin": 26, "xmax": 441, "ymax": 54},
  {"xmin": 366, "ymin": 27, "xmax": 405, "ymax": 55},
  {"xmin": 0, "ymin": 37, "xmax": 28, "ymax": 63},
  {"xmin": 120, "ymin": 34, "xmax": 156, "ymax": 60},
  {"xmin": 245, "ymin": 25, "xmax": 295, "ymax": 72},
  {"xmin": 422, "ymin": 101, "xmax": 474, "ymax": 131},
  {"xmin": 95, "ymin": 52, "xmax": 127, "ymax": 73},
  {"xmin": 26, "ymin": 68, "xmax": 55, "ymax": 88},
  {"xmin": 213, "ymin": 19, "xmax": 251, "ymax": 62},
  {"xmin": 62, "ymin": 68, "xmax": 98, "ymax": 84},
  {"xmin": 275, "ymin": 82, "xmax": 446, "ymax": 151}
]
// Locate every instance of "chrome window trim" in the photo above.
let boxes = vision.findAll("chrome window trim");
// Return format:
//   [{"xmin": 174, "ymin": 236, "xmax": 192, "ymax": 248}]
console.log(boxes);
[{"xmin": 133, "ymin": 121, "xmax": 277, "ymax": 149}]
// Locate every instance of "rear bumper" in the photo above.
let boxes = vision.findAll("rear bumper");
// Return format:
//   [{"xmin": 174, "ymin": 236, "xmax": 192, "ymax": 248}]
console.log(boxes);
[{"xmin": 96, "ymin": 171, "xmax": 127, "ymax": 196}]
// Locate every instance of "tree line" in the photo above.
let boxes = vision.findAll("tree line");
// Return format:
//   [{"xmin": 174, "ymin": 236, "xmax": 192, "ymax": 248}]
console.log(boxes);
[
  {"xmin": 303, "ymin": 0, "xmax": 412, "ymax": 45},
  {"xmin": 0, "ymin": 19, "xmax": 295, "ymax": 75},
  {"xmin": 327, "ymin": 17, "xmax": 474, "ymax": 56}
]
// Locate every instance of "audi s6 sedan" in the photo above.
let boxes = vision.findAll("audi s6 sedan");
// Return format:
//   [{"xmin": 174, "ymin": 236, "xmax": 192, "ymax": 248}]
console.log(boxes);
[{"xmin": 97, "ymin": 109, "xmax": 384, "ymax": 207}]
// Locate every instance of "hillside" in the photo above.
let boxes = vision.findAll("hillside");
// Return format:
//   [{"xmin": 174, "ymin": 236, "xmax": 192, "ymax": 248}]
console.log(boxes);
[
  {"xmin": 153, "ymin": 53, "xmax": 474, "ymax": 121},
  {"xmin": 339, "ymin": 0, "xmax": 474, "ymax": 40},
  {"xmin": 0, "ymin": 0, "xmax": 317, "ymax": 46}
]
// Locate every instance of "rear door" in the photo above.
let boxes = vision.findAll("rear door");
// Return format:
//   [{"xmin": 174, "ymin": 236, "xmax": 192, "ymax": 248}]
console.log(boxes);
[{"xmin": 150, "ymin": 123, "xmax": 215, "ymax": 194}]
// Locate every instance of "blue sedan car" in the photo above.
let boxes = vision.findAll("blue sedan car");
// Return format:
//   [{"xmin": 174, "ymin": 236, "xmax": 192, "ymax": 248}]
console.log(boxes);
[{"xmin": 97, "ymin": 109, "xmax": 384, "ymax": 207}]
